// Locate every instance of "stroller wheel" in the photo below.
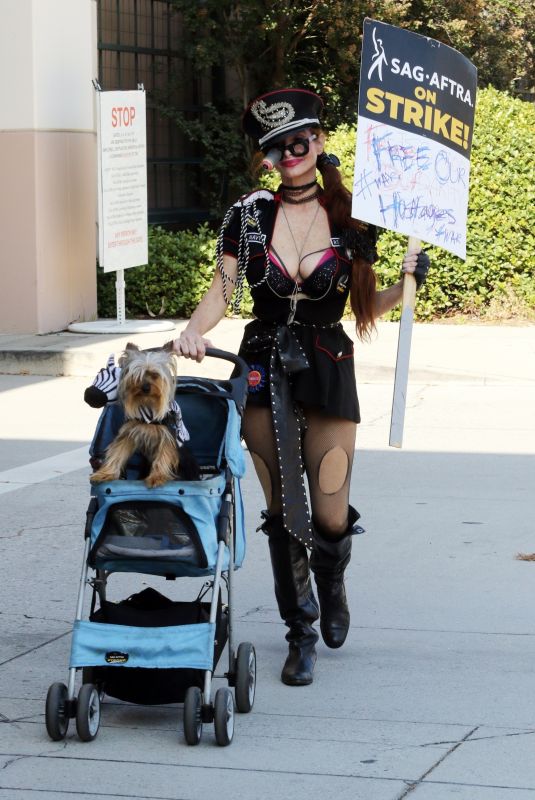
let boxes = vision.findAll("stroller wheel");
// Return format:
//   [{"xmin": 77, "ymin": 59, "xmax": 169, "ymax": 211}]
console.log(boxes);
[
  {"xmin": 235, "ymin": 642, "xmax": 256, "ymax": 713},
  {"xmin": 76, "ymin": 684, "xmax": 101, "ymax": 742},
  {"xmin": 214, "ymin": 687, "xmax": 234, "ymax": 747},
  {"xmin": 183, "ymin": 686, "xmax": 203, "ymax": 745},
  {"xmin": 82, "ymin": 667, "xmax": 105, "ymax": 701},
  {"xmin": 45, "ymin": 682, "xmax": 70, "ymax": 741}
]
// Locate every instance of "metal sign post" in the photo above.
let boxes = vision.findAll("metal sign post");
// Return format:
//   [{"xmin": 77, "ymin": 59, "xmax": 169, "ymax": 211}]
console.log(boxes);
[
  {"xmin": 389, "ymin": 236, "xmax": 420, "ymax": 448},
  {"xmin": 115, "ymin": 269, "xmax": 126, "ymax": 326}
]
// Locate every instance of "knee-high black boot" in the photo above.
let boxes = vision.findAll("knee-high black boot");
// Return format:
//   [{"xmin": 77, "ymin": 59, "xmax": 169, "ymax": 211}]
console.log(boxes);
[
  {"xmin": 261, "ymin": 514, "xmax": 319, "ymax": 686},
  {"xmin": 310, "ymin": 507, "xmax": 362, "ymax": 649}
]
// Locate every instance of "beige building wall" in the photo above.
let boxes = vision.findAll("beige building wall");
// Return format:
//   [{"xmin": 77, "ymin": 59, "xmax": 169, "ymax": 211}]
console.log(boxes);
[{"xmin": 0, "ymin": 0, "xmax": 98, "ymax": 333}]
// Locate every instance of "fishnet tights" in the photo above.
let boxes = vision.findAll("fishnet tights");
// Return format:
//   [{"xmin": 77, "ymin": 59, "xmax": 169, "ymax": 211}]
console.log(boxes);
[{"xmin": 242, "ymin": 405, "xmax": 356, "ymax": 537}]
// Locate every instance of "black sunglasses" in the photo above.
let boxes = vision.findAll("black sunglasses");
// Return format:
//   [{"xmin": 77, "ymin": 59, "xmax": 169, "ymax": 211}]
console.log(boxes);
[{"xmin": 263, "ymin": 134, "xmax": 317, "ymax": 160}]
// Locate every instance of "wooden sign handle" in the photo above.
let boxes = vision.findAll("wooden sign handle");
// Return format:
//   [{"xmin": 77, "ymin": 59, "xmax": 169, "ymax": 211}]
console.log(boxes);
[{"xmin": 389, "ymin": 236, "xmax": 421, "ymax": 448}]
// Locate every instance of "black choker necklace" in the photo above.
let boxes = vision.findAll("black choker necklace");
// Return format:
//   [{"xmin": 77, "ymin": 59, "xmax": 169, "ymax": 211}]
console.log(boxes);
[
  {"xmin": 280, "ymin": 179, "xmax": 318, "ymax": 193},
  {"xmin": 282, "ymin": 189, "xmax": 320, "ymax": 205}
]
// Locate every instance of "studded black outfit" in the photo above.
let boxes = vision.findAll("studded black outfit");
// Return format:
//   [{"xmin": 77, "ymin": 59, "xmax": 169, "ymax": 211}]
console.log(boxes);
[{"xmin": 220, "ymin": 188, "xmax": 377, "ymax": 546}]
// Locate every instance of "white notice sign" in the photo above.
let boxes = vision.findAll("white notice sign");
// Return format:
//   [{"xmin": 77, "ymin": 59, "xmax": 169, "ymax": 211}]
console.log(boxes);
[{"xmin": 97, "ymin": 90, "xmax": 148, "ymax": 272}]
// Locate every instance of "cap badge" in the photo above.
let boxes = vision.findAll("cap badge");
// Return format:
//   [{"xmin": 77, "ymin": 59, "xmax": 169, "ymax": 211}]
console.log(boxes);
[{"xmin": 251, "ymin": 99, "xmax": 295, "ymax": 130}]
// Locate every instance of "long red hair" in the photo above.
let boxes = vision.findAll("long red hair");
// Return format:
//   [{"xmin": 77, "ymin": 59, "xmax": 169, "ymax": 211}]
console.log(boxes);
[{"xmin": 316, "ymin": 149, "xmax": 377, "ymax": 341}]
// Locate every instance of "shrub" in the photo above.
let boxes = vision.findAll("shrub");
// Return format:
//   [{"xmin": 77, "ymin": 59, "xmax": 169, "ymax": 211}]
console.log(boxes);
[
  {"xmin": 97, "ymin": 88, "xmax": 535, "ymax": 322},
  {"xmin": 97, "ymin": 223, "xmax": 254, "ymax": 319}
]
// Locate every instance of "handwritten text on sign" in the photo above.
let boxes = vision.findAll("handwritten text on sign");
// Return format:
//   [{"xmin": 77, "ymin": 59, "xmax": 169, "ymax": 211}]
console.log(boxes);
[
  {"xmin": 352, "ymin": 19, "xmax": 477, "ymax": 259},
  {"xmin": 97, "ymin": 90, "xmax": 148, "ymax": 272},
  {"xmin": 353, "ymin": 119, "xmax": 471, "ymax": 257}
]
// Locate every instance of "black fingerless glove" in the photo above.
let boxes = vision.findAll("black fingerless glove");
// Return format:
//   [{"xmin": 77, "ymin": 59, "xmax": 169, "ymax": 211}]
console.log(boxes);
[
  {"xmin": 414, "ymin": 251, "xmax": 430, "ymax": 290},
  {"xmin": 317, "ymin": 152, "xmax": 341, "ymax": 168}
]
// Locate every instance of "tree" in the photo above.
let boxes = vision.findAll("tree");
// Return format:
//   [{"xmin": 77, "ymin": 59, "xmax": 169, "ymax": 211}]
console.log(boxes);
[
  {"xmin": 163, "ymin": 0, "xmax": 534, "ymax": 213},
  {"xmin": 407, "ymin": 0, "xmax": 535, "ymax": 91},
  {"xmin": 169, "ymin": 0, "xmax": 412, "ymax": 126}
]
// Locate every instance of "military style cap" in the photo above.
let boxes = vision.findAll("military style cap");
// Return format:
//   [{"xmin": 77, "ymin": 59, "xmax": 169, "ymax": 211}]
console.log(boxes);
[{"xmin": 242, "ymin": 88, "xmax": 324, "ymax": 149}]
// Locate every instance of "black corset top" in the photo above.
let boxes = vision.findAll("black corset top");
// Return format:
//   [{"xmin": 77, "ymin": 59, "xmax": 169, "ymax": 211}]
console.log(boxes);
[{"xmin": 267, "ymin": 247, "xmax": 339, "ymax": 300}]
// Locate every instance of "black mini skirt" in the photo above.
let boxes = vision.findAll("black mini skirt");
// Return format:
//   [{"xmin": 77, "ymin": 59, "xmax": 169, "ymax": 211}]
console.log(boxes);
[{"xmin": 236, "ymin": 319, "xmax": 360, "ymax": 424}]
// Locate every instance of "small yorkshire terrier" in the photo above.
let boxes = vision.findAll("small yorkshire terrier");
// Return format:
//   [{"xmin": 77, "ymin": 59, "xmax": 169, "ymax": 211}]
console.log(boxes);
[{"xmin": 90, "ymin": 344, "xmax": 198, "ymax": 487}]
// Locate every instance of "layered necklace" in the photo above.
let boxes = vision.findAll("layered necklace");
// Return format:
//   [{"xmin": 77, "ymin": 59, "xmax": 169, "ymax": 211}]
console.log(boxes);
[
  {"xmin": 280, "ymin": 179, "xmax": 320, "ymax": 205},
  {"xmin": 280, "ymin": 196, "xmax": 321, "ymax": 270},
  {"xmin": 278, "ymin": 180, "xmax": 322, "ymax": 324}
]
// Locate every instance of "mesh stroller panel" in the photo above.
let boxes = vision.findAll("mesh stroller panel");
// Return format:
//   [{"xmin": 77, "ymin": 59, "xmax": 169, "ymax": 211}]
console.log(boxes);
[
  {"xmin": 93, "ymin": 501, "xmax": 206, "ymax": 567},
  {"xmin": 174, "ymin": 378, "xmax": 246, "ymax": 477},
  {"xmin": 175, "ymin": 388, "xmax": 227, "ymax": 472},
  {"xmin": 89, "ymin": 475, "xmax": 246, "ymax": 576}
]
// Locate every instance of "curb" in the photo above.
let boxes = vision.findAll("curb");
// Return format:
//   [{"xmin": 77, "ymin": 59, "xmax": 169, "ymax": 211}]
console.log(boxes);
[
  {"xmin": 0, "ymin": 348, "xmax": 517, "ymax": 384},
  {"xmin": 0, "ymin": 349, "xmax": 112, "ymax": 377}
]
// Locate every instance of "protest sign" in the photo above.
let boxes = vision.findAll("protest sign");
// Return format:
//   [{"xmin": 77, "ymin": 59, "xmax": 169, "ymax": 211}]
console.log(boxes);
[
  {"xmin": 353, "ymin": 18, "xmax": 477, "ymax": 259},
  {"xmin": 97, "ymin": 89, "xmax": 148, "ymax": 273},
  {"xmin": 352, "ymin": 20, "xmax": 477, "ymax": 447}
]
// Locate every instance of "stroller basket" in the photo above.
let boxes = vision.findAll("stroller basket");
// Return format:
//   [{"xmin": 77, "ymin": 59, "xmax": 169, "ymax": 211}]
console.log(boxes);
[{"xmin": 75, "ymin": 588, "xmax": 228, "ymax": 705}]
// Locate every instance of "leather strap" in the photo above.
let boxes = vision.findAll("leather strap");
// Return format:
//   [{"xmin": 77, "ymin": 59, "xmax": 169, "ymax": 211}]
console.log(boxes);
[{"xmin": 267, "ymin": 324, "xmax": 314, "ymax": 548}]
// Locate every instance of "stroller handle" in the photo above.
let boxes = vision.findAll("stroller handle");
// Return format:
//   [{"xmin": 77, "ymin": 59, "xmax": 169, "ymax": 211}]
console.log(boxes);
[
  {"xmin": 161, "ymin": 343, "xmax": 249, "ymax": 414},
  {"xmin": 85, "ymin": 343, "xmax": 250, "ymax": 412},
  {"xmin": 160, "ymin": 341, "xmax": 248, "ymax": 379},
  {"xmin": 189, "ymin": 347, "xmax": 249, "ymax": 414},
  {"xmin": 203, "ymin": 347, "xmax": 248, "ymax": 378},
  {"xmin": 161, "ymin": 341, "xmax": 246, "ymax": 374}
]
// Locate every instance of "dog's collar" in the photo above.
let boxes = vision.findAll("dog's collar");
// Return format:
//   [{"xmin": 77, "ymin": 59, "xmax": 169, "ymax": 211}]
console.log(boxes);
[
  {"xmin": 133, "ymin": 409, "xmax": 185, "ymax": 444},
  {"xmin": 133, "ymin": 410, "xmax": 172, "ymax": 425},
  {"xmin": 132, "ymin": 405, "xmax": 168, "ymax": 424},
  {"xmin": 127, "ymin": 401, "xmax": 189, "ymax": 445}
]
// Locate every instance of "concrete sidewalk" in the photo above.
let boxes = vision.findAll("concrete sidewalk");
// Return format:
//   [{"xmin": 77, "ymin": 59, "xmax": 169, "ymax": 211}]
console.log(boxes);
[
  {"xmin": 1, "ymin": 318, "xmax": 535, "ymax": 385},
  {"xmin": 1, "ymin": 320, "xmax": 535, "ymax": 799}
]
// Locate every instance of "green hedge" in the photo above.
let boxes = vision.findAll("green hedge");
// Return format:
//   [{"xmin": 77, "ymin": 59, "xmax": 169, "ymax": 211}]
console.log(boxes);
[
  {"xmin": 98, "ymin": 88, "xmax": 535, "ymax": 321},
  {"xmin": 97, "ymin": 222, "xmax": 255, "ymax": 319},
  {"xmin": 379, "ymin": 86, "xmax": 535, "ymax": 321},
  {"xmin": 98, "ymin": 224, "xmax": 219, "ymax": 319}
]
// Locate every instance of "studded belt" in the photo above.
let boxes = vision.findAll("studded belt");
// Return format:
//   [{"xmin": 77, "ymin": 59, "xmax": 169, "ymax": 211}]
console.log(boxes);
[{"xmin": 246, "ymin": 323, "xmax": 310, "ymax": 547}]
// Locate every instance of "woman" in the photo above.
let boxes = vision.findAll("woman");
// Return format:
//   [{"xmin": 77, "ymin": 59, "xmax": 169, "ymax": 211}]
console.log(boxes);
[{"xmin": 173, "ymin": 88, "xmax": 429, "ymax": 686}]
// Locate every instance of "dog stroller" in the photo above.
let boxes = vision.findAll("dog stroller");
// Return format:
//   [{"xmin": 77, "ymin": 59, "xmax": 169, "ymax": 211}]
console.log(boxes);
[{"xmin": 45, "ymin": 348, "xmax": 255, "ymax": 747}]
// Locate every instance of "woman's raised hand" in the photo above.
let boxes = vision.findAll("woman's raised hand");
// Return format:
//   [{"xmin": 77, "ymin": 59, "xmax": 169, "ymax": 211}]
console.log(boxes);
[
  {"xmin": 172, "ymin": 330, "xmax": 213, "ymax": 362},
  {"xmin": 401, "ymin": 249, "xmax": 430, "ymax": 290}
]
